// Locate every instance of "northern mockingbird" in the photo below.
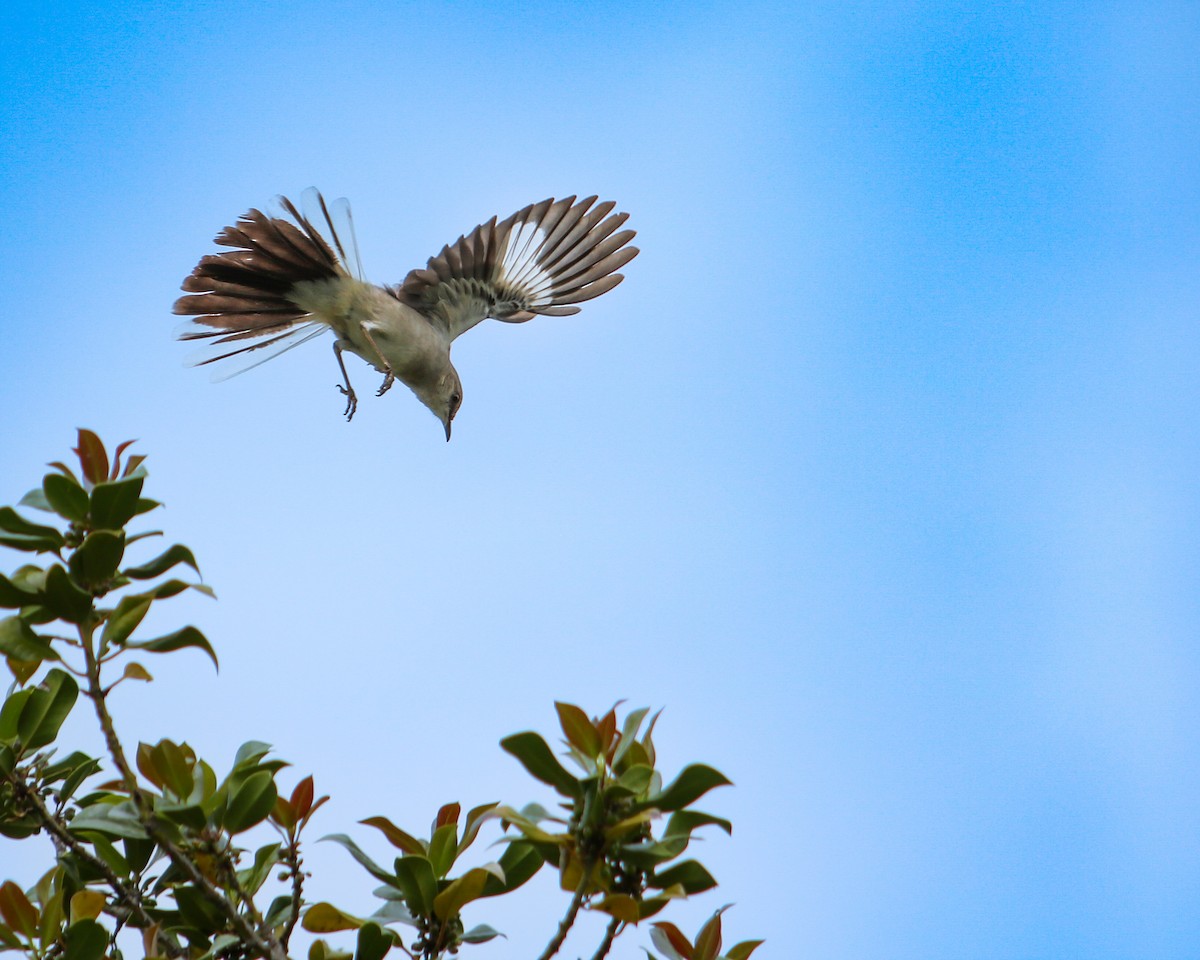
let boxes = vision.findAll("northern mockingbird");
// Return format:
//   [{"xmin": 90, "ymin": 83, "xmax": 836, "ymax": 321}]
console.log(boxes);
[{"xmin": 174, "ymin": 189, "xmax": 638, "ymax": 439}]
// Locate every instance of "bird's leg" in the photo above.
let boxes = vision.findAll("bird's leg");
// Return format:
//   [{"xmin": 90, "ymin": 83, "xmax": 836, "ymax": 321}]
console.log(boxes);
[
  {"xmin": 358, "ymin": 324, "xmax": 396, "ymax": 397},
  {"xmin": 332, "ymin": 340, "xmax": 358, "ymax": 421}
]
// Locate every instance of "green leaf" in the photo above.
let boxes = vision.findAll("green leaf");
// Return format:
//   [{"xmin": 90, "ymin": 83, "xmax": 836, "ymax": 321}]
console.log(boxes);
[
  {"xmin": 427, "ymin": 822, "xmax": 457, "ymax": 877},
  {"xmin": 0, "ymin": 616, "xmax": 59, "ymax": 664},
  {"xmin": 637, "ymin": 765, "xmax": 732, "ymax": 813},
  {"xmin": 555, "ymin": 701, "xmax": 602, "ymax": 758},
  {"xmin": 651, "ymin": 860, "xmax": 717, "ymax": 895},
  {"xmin": 480, "ymin": 842, "xmax": 542, "ymax": 897},
  {"xmin": 0, "ymin": 691, "xmax": 34, "ymax": 745},
  {"xmin": 0, "ymin": 573, "xmax": 39, "ymax": 608},
  {"xmin": 461, "ymin": 924, "xmax": 503, "ymax": 944},
  {"xmin": 693, "ymin": 909, "xmax": 723, "ymax": 960},
  {"xmin": 224, "ymin": 770, "xmax": 277, "ymax": 833},
  {"xmin": 69, "ymin": 800, "xmax": 147, "ymax": 840},
  {"xmin": 89, "ymin": 476, "xmax": 145, "ymax": 530},
  {"xmin": 500, "ymin": 732, "xmax": 582, "ymax": 797},
  {"xmin": 238, "ymin": 843, "xmax": 282, "ymax": 896},
  {"xmin": 612, "ymin": 706, "xmax": 651, "ymax": 769},
  {"xmin": 303, "ymin": 903, "xmax": 365, "ymax": 933},
  {"xmin": 432, "ymin": 868, "xmax": 489, "ymax": 921},
  {"xmin": 392, "ymin": 856, "xmax": 437, "ymax": 917},
  {"xmin": 354, "ymin": 922, "xmax": 393, "ymax": 960},
  {"xmin": 125, "ymin": 626, "xmax": 218, "ymax": 669},
  {"xmin": 18, "ymin": 669, "xmax": 79, "ymax": 750},
  {"xmin": 100, "ymin": 596, "xmax": 151, "ymax": 647},
  {"xmin": 359, "ymin": 816, "xmax": 426, "ymax": 855},
  {"xmin": 43, "ymin": 474, "xmax": 89, "ymax": 523},
  {"xmin": 68, "ymin": 530, "xmax": 126, "ymax": 588},
  {"xmin": 0, "ymin": 507, "xmax": 65, "ymax": 543},
  {"xmin": 43, "ymin": 565, "xmax": 93, "ymax": 624},
  {"xmin": 122, "ymin": 543, "xmax": 200, "ymax": 580},
  {"xmin": 460, "ymin": 801, "xmax": 499, "ymax": 853},
  {"xmin": 175, "ymin": 885, "xmax": 226, "ymax": 933},
  {"xmin": 726, "ymin": 940, "xmax": 765, "ymax": 960},
  {"xmin": 18, "ymin": 488, "xmax": 53, "ymax": 513},
  {"xmin": 321, "ymin": 835, "xmax": 396, "ymax": 886},
  {"xmin": 68, "ymin": 891, "xmax": 105, "ymax": 925},
  {"xmin": 663, "ymin": 810, "xmax": 732, "ymax": 841}
]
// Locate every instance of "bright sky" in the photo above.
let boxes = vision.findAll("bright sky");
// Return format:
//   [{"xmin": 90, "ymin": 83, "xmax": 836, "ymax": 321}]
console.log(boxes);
[{"xmin": 2, "ymin": 1, "xmax": 1198, "ymax": 957}]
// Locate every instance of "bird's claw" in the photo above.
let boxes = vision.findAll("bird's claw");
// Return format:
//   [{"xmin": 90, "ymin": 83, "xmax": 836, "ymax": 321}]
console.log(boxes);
[
  {"xmin": 377, "ymin": 372, "xmax": 395, "ymax": 397},
  {"xmin": 337, "ymin": 383, "xmax": 358, "ymax": 421}
]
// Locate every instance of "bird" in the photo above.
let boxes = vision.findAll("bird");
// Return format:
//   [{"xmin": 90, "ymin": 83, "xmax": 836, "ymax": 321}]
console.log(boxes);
[{"xmin": 173, "ymin": 189, "xmax": 639, "ymax": 439}]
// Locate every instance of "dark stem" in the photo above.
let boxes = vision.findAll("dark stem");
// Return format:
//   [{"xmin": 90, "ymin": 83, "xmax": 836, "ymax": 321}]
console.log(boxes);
[
  {"xmin": 279, "ymin": 839, "xmax": 304, "ymax": 950},
  {"xmin": 79, "ymin": 620, "xmax": 286, "ymax": 960},
  {"xmin": 534, "ymin": 867, "xmax": 591, "ymax": 960},
  {"xmin": 588, "ymin": 917, "xmax": 624, "ymax": 960}
]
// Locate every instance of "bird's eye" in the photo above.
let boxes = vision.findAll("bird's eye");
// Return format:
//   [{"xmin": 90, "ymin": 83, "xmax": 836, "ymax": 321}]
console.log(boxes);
[{"xmin": 450, "ymin": 394, "xmax": 462, "ymax": 415}]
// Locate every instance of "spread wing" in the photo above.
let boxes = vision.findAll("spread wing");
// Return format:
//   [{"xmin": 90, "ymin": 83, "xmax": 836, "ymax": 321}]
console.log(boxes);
[{"xmin": 389, "ymin": 195, "xmax": 638, "ymax": 341}]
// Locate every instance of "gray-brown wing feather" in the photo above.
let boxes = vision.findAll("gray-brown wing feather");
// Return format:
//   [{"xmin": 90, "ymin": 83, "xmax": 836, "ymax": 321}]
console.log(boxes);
[{"xmin": 389, "ymin": 196, "xmax": 638, "ymax": 340}]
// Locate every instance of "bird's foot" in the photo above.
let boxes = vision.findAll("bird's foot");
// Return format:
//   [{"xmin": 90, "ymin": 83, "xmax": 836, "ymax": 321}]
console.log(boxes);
[
  {"xmin": 337, "ymin": 383, "xmax": 358, "ymax": 421},
  {"xmin": 377, "ymin": 372, "xmax": 396, "ymax": 397}
]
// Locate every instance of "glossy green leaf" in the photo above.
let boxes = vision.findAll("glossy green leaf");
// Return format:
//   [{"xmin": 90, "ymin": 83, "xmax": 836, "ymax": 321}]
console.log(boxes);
[
  {"xmin": 68, "ymin": 530, "xmax": 126, "ymax": 588},
  {"xmin": 461, "ymin": 924, "xmax": 503, "ymax": 945},
  {"xmin": 0, "ymin": 573, "xmax": 39, "ymax": 608},
  {"xmin": 89, "ymin": 476, "xmax": 144, "ymax": 530},
  {"xmin": 125, "ymin": 626, "xmax": 217, "ymax": 669},
  {"xmin": 224, "ymin": 770, "xmax": 277, "ymax": 833},
  {"xmin": 43, "ymin": 565, "xmax": 93, "ymax": 624},
  {"xmin": 0, "ymin": 616, "xmax": 59, "ymax": 664},
  {"xmin": 0, "ymin": 690, "xmax": 34, "ymax": 744},
  {"xmin": 238, "ymin": 843, "xmax": 282, "ymax": 896},
  {"xmin": 67, "ymin": 801, "xmax": 146, "ymax": 840},
  {"xmin": 43, "ymin": 474, "xmax": 89, "ymax": 523},
  {"xmin": 479, "ymin": 841, "xmax": 543, "ymax": 897},
  {"xmin": 18, "ymin": 488, "xmax": 52, "ymax": 513},
  {"xmin": 500, "ymin": 732, "xmax": 581, "ymax": 797},
  {"xmin": 392, "ymin": 856, "xmax": 437, "ymax": 917},
  {"xmin": 663, "ymin": 810, "xmax": 732, "ymax": 841},
  {"xmin": 637, "ymin": 765, "xmax": 732, "ymax": 813},
  {"xmin": 122, "ymin": 543, "xmax": 200, "ymax": 580},
  {"xmin": 432, "ymin": 867, "xmax": 490, "ymax": 921},
  {"xmin": 321, "ymin": 835, "xmax": 397, "ymax": 885},
  {"xmin": 0, "ymin": 507, "xmax": 64, "ymax": 544},
  {"xmin": 175, "ymin": 885, "xmax": 226, "ymax": 933},
  {"xmin": 427, "ymin": 822, "xmax": 457, "ymax": 877},
  {"xmin": 354, "ymin": 921, "xmax": 392, "ymax": 960},
  {"xmin": 459, "ymin": 801, "xmax": 499, "ymax": 853},
  {"xmin": 651, "ymin": 860, "xmax": 717, "ymax": 895},
  {"xmin": 100, "ymin": 595, "xmax": 151, "ymax": 648},
  {"xmin": 18, "ymin": 668, "xmax": 78, "ymax": 750}
]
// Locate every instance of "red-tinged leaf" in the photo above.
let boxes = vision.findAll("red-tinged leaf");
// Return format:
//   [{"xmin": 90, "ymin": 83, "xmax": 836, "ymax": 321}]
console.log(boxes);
[
  {"xmin": 74, "ymin": 430, "xmax": 109, "ymax": 487},
  {"xmin": 292, "ymin": 776, "xmax": 315, "ymax": 818},
  {"xmin": 360, "ymin": 816, "xmax": 425, "ymax": 855},
  {"xmin": 432, "ymin": 867, "xmax": 490, "ymax": 921},
  {"xmin": 110, "ymin": 440, "xmax": 137, "ymax": 481},
  {"xmin": 596, "ymin": 707, "xmax": 618, "ymax": 757},
  {"xmin": 693, "ymin": 911, "xmax": 723, "ymax": 960},
  {"xmin": 459, "ymin": 802, "xmax": 499, "ymax": 852},
  {"xmin": 435, "ymin": 802, "xmax": 460, "ymax": 828},
  {"xmin": 726, "ymin": 939, "xmax": 765, "ymax": 960},
  {"xmin": 650, "ymin": 922, "xmax": 693, "ymax": 960},
  {"xmin": 122, "ymin": 455, "xmax": 147, "ymax": 479},
  {"xmin": 47, "ymin": 462, "xmax": 80, "ymax": 484},
  {"xmin": 136, "ymin": 742, "xmax": 164, "ymax": 789},
  {"xmin": 302, "ymin": 794, "xmax": 330, "ymax": 828},
  {"xmin": 272, "ymin": 796, "xmax": 296, "ymax": 830},
  {"xmin": 555, "ymin": 702, "xmax": 601, "ymax": 757},
  {"xmin": 0, "ymin": 881, "xmax": 38, "ymax": 938}
]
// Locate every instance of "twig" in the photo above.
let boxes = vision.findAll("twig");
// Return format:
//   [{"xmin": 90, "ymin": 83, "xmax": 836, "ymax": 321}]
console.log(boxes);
[
  {"xmin": 279, "ymin": 839, "xmax": 304, "ymax": 950},
  {"xmin": 588, "ymin": 917, "xmax": 624, "ymax": 960},
  {"xmin": 534, "ymin": 869, "xmax": 591, "ymax": 960},
  {"xmin": 5, "ymin": 771, "xmax": 184, "ymax": 958},
  {"xmin": 79, "ymin": 621, "xmax": 286, "ymax": 960}
]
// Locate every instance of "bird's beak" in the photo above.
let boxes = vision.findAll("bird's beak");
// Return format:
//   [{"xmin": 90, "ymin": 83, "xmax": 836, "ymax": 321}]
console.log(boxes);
[{"xmin": 444, "ymin": 420, "xmax": 452, "ymax": 442}]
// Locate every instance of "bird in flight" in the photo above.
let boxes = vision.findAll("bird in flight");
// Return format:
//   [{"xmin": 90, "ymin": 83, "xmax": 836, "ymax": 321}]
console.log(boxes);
[{"xmin": 174, "ymin": 189, "xmax": 638, "ymax": 439}]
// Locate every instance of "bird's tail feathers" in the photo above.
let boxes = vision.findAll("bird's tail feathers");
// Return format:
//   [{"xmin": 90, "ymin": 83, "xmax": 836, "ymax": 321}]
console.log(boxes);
[{"xmin": 173, "ymin": 189, "xmax": 361, "ymax": 372}]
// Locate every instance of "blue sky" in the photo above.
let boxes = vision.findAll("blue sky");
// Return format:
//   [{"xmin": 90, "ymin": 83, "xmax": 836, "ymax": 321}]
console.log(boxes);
[{"xmin": 2, "ymin": 1, "xmax": 1198, "ymax": 957}]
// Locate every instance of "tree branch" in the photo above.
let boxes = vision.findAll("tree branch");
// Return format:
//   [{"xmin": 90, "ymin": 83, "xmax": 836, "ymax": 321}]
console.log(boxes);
[
  {"xmin": 535, "ymin": 870, "xmax": 591, "ymax": 960},
  {"xmin": 79, "ymin": 621, "xmax": 286, "ymax": 960},
  {"xmin": 588, "ymin": 917, "xmax": 624, "ymax": 960}
]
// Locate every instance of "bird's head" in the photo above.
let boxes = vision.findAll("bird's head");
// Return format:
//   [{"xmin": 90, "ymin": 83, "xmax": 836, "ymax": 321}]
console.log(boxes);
[{"xmin": 413, "ymin": 365, "xmax": 463, "ymax": 441}]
